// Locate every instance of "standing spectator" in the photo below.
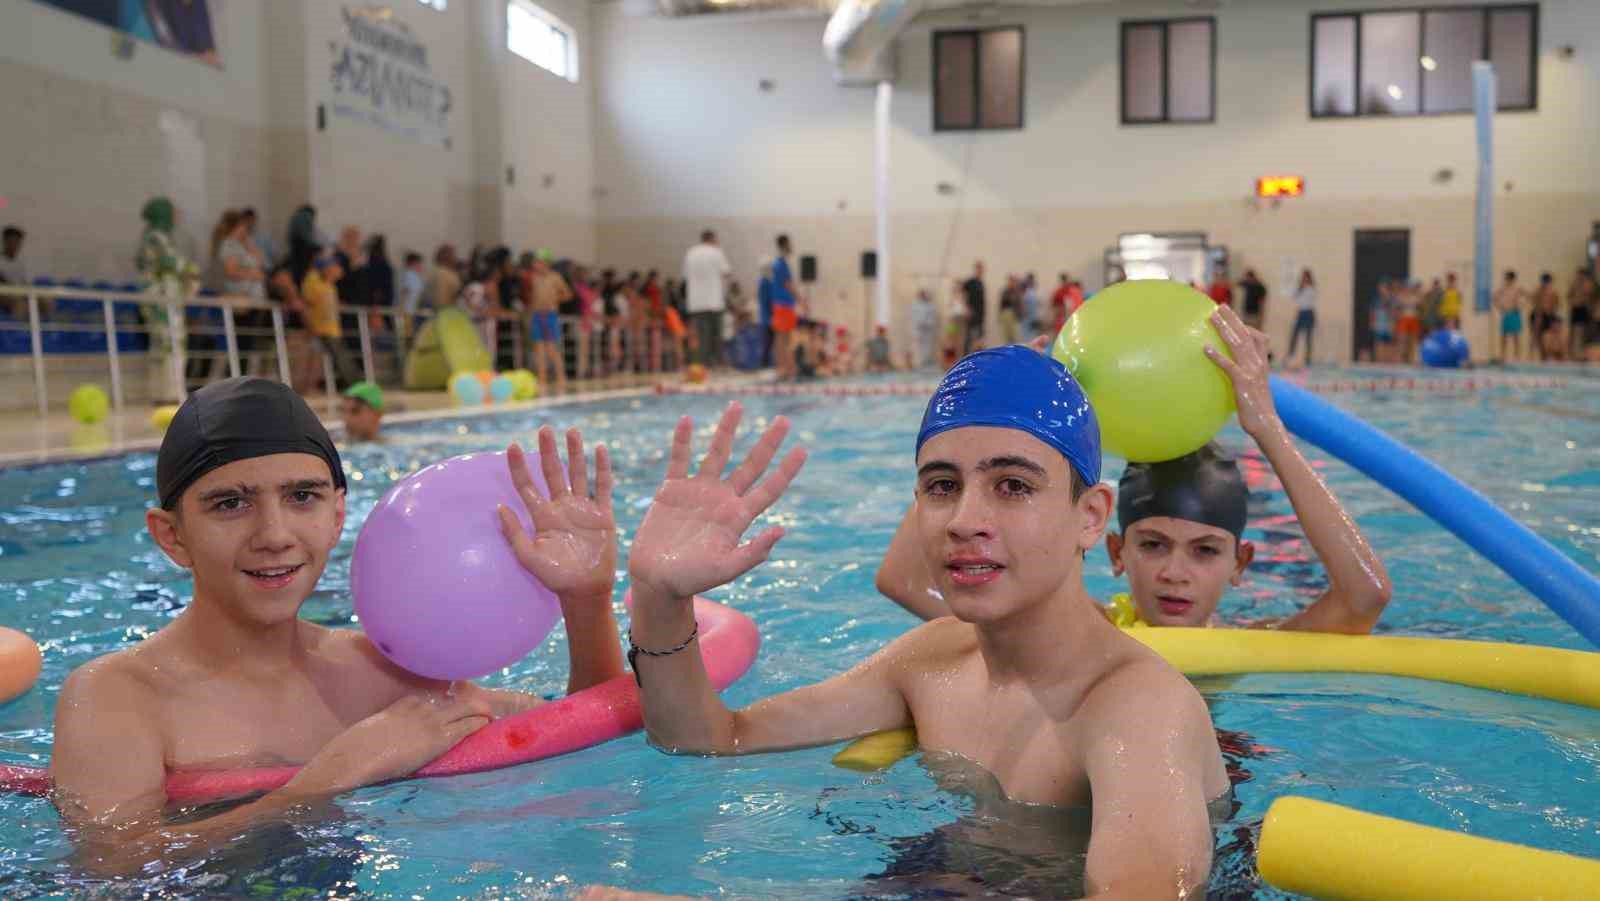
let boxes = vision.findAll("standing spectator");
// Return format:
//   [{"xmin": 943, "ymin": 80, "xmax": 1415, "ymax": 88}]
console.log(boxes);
[
  {"xmin": 1421, "ymin": 278, "xmax": 1445, "ymax": 334},
  {"xmin": 217, "ymin": 210, "xmax": 271, "ymax": 374},
  {"xmin": 333, "ymin": 227, "xmax": 368, "ymax": 307},
  {"xmin": 641, "ymin": 270, "xmax": 665, "ymax": 373},
  {"xmin": 865, "ymin": 325, "xmax": 893, "ymax": 372},
  {"xmin": 624, "ymin": 272, "xmax": 648, "ymax": 374},
  {"xmin": 912, "ymin": 288, "xmax": 937, "ymax": 368},
  {"xmin": 1439, "ymin": 272, "xmax": 1463, "ymax": 329},
  {"xmin": 1207, "ymin": 268, "xmax": 1233, "ymax": 307},
  {"xmin": 1, "ymin": 226, "xmax": 29, "ymax": 318},
  {"xmin": 770, "ymin": 235, "xmax": 801, "ymax": 379},
  {"xmin": 1050, "ymin": 273, "xmax": 1071, "ymax": 333},
  {"xmin": 285, "ymin": 205, "xmax": 322, "ymax": 285},
  {"xmin": 757, "ymin": 262, "xmax": 775, "ymax": 368},
  {"xmin": 365, "ymin": 234, "xmax": 396, "ymax": 342},
  {"xmin": 136, "ymin": 197, "xmax": 195, "ymax": 402},
  {"xmin": 1021, "ymin": 272, "xmax": 1040, "ymax": 341},
  {"xmin": 1370, "ymin": 279, "xmax": 1395, "ymax": 363},
  {"xmin": 1238, "ymin": 269, "xmax": 1268, "ymax": 330},
  {"xmin": 1494, "ymin": 270, "xmax": 1525, "ymax": 362},
  {"xmin": 1395, "ymin": 280, "xmax": 1423, "ymax": 364},
  {"xmin": 301, "ymin": 255, "xmax": 358, "ymax": 390},
  {"xmin": 398, "ymin": 251, "xmax": 425, "ymax": 338},
  {"xmin": 1533, "ymin": 273, "xmax": 1565, "ymax": 361},
  {"xmin": 1568, "ymin": 268, "xmax": 1596, "ymax": 360},
  {"xmin": 1287, "ymin": 268, "xmax": 1317, "ymax": 368},
  {"xmin": 957, "ymin": 261, "xmax": 986, "ymax": 356},
  {"xmin": 572, "ymin": 265, "xmax": 598, "ymax": 381},
  {"xmin": 997, "ymin": 275, "xmax": 1022, "ymax": 345},
  {"xmin": 427, "ymin": 244, "xmax": 461, "ymax": 311},
  {"xmin": 239, "ymin": 208, "xmax": 277, "ymax": 270},
  {"xmin": 527, "ymin": 251, "xmax": 572, "ymax": 395},
  {"xmin": 601, "ymin": 268, "xmax": 624, "ymax": 375},
  {"xmin": 266, "ymin": 261, "xmax": 314, "ymax": 391},
  {"xmin": 684, "ymin": 230, "xmax": 732, "ymax": 368}
]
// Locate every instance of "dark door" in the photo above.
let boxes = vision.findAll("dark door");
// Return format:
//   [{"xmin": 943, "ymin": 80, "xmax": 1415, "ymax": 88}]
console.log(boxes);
[{"xmin": 1352, "ymin": 229, "xmax": 1410, "ymax": 360}]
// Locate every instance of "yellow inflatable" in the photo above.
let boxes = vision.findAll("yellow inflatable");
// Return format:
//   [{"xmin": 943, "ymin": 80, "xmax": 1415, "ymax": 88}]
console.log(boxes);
[
  {"xmin": 1259, "ymin": 796, "xmax": 1600, "ymax": 901},
  {"xmin": 832, "ymin": 627, "xmax": 1600, "ymax": 770}
]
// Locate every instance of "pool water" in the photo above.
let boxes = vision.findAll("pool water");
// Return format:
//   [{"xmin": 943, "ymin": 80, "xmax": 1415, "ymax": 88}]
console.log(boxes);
[{"xmin": 2, "ymin": 368, "xmax": 1598, "ymax": 898}]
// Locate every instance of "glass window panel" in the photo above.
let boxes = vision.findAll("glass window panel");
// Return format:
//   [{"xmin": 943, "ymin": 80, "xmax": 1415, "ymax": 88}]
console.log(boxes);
[
  {"xmin": 1313, "ymin": 16, "xmax": 1356, "ymax": 116},
  {"xmin": 978, "ymin": 28, "xmax": 1023, "ymax": 128},
  {"xmin": 1123, "ymin": 24, "xmax": 1164, "ymax": 121},
  {"xmin": 1422, "ymin": 9, "xmax": 1482, "ymax": 113},
  {"xmin": 935, "ymin": 33, "xmax": 977, "ymax": 129},
  {"xmin": 1166, "ymin": 20, "xmax": 1213, "ymax": 121},
  {"xmin": 1360, "ymin": 11, "xmax": 1421, "ymax": 115},
  {"xmin": 1488, "ymin": 7, "xmax": 1534, "ymax": 108}
]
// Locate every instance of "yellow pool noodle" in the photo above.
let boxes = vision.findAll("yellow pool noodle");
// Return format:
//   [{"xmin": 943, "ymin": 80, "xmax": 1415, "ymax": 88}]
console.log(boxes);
[{"xmin": 1259, "ymin": 796, "xmax": 1600, "ymax": 901}]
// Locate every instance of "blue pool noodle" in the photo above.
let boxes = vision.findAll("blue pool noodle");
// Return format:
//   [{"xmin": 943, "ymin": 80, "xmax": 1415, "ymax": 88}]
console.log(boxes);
[{"xmin": 1269, "ymin": 376, "xmax": 1600, "ymax": 648}]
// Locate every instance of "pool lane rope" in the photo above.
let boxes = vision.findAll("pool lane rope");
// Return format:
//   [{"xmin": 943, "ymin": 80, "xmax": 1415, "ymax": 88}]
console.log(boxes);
[
  {"xmin": 1269, "ymin": 376, "xmax": 1600, "ymax": 648},
  {"xmin": 0, "ymin": 596, "xmax": 758, "ymax": 804}
]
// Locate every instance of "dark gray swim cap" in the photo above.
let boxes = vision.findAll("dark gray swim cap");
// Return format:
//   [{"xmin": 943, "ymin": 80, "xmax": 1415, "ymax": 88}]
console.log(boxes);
[
  {"xmin": 157, "ymin": 377, "xmax": 345, "ymax": 510},
  {"xmin": 1116, "ymin": 442, "xmax": 1247, "ymax": 539}
]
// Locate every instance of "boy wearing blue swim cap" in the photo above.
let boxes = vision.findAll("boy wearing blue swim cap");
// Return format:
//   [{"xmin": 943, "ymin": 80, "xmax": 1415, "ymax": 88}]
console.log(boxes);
[
  {"xmin": 51, "ymin": 377, "xmax": 625, "ymax": 875},
  {"xmin": 626, "ymin": 348, "xmax": 1229, "ymax": 899},
  {"xmin": 879, "ymin": 306, "xmax": 1392, "ymax": 633}
]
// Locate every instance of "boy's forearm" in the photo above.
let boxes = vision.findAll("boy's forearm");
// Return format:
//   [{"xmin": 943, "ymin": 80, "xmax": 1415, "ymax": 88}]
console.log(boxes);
[
  {"xmin": 558, "ymin": 589, "xmax": 625, "ymax": 693},
  {"xmin": 628, "ymin": 585, "xmax": 738, "ymax": 753}
]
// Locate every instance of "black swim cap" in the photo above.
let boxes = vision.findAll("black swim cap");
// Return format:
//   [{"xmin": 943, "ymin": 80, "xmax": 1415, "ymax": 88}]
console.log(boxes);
[
  {"xmin": 157, "ymin": 377, "xmax": 346, "ymax": 510},
  {"xmin": 1117, "ymin": 443, "xmax": 1247, "ymax": 539}
]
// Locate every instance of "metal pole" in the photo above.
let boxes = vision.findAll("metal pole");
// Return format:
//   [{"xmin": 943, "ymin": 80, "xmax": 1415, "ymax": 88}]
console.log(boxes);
[
  {"xmin": 28, "ymin": 291, "xmax": 46, "ymax": 417},
  {"xmin": 272, "ymin": 307, "xmax": 291, "ymax": 384},
  {"xmin": 102, "ymin": 298, "xmax": 124, "ymax": 411},
  {"xmin": 874, "ymin": 80, "xmax": 893, "ymax": 330},
  {"xmin": 357, "ymin": 309, "xmax": 375, "ymax": 384},
  {"xmin": 223, "ymin": 303, "xmax": 241, "ymax": 378},
  {"xmin": 168, "ymin": 302, "xmax": 187, "ymax": 403}
]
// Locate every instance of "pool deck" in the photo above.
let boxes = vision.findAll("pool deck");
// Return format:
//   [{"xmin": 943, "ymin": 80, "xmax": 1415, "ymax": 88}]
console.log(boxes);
[{"xmin": 0, "ymin": 370, "xmax": 773, "ymax": 467}]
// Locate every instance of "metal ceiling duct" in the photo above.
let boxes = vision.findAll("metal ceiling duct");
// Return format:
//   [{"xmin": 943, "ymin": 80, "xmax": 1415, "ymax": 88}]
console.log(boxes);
[{"xmin": 823, "ymin": 0, "xmax": 923, "ymax": 83}]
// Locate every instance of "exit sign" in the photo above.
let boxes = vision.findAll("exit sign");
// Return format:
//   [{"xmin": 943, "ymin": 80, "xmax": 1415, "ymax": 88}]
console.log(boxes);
[{"xmin": 1256, "ymin": 176, "xmax": 1305, "ymax": 198}]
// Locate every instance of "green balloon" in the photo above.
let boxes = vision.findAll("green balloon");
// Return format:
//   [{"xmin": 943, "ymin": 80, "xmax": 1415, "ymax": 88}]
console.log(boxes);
[
  {"xmin": 68, "ymin": 384, "xmax": 110, "ymax": 425},
  {"xmin": 1051, "ymin": 280, "xmax": 1235, "ymax": 463}
]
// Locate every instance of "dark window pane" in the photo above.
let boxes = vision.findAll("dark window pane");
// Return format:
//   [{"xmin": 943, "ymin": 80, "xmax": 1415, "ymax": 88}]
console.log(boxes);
[
  {"xmin": 935, "ymin": 33, "xmax": 977, "ymax": 129},
  {"xmin": 1313, "ymin": 16, "xmax": 1356, "ymax": 116},
  {"xmin": 1489, "ymin": 7, "xmax": 1534, "ymax": 108},
  {"xmin": 1360, "ymin": 12, "xmax": 1421, "ymax": 115},
  {"xmin": 1123, "ymin": 24, "xmax": 1164, "ymax": 121},
  {"xmin": 979, "ymin": 28, "xmax": 1023, "ymax": 128},
  {"xmin": 1167, "ymin": 20, "xmax": 1212, "ymax": 121},
  {"xmin": 1422, "ymin": 9, "xmax": 1482, "ymax": 113}
]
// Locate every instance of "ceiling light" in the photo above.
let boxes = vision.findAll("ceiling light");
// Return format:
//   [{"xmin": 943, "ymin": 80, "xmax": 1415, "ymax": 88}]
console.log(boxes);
[
  {"xmin": 1420, "ymin": 56, "xmax": 1438, "ymax": 71},
  {"xmin": 1387, "ymin": 84, "xmax": 1404, "ymax": 100}
]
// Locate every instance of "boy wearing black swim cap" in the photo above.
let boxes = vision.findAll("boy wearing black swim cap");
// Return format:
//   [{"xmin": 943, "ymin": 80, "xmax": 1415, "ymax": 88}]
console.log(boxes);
[
  {"xmin": 625, "ymin": 347, "xmax": 1228, "ymax": 899},
  {"xmin": 51, "ymin": 377, "xmax": 624, "ymax": 874}
]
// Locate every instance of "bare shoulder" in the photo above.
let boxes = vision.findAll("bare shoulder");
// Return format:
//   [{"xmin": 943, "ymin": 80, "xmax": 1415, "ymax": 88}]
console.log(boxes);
[
  {"xmin": 1080, "ymin": 645, "xmax": 1212, "ymax": 734},
  {"xmin": 312, "ymin": 626, "xmax": 443, "ymax": 693},
  {"xmin": 881, "ymin": 616, "xmax": 978, "ymax": 667},
  {"xmin": 57, "ymin": 650, "xmax": 159, "ymax": 713}
]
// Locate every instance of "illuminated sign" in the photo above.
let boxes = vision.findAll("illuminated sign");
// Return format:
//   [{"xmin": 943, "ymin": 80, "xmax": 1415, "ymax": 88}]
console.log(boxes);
[{"xmin": 1256, "ymin": 176, "xmax": 1305, "ymax": 198}]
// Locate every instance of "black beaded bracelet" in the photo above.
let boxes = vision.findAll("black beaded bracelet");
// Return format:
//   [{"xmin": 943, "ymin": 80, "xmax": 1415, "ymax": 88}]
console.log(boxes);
[{"xmin": 625, "ymin": 622, "xmax": 699, "ymax": 686}]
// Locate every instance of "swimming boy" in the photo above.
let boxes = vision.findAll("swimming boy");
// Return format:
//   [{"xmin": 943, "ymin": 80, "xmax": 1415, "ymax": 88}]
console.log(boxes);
[
  {"xmin": 340, "ymin": 379, "xmax": 385, "ymax": 443},
  {"xmin": 627, "ymin": 346, "xmax": 1229, "ymax": 899},
  {"xmin": 879, "ymin": 305, "xmax": 1391, "ymax": 633},
  {"xmin": 52, "ymin": 377, "xmax": 624, "ymax": 874}
]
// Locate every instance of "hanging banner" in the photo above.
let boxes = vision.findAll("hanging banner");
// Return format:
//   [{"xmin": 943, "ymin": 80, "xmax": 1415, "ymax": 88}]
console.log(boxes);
[
  {"xmin": 32, "ymin": 0, "xmax": 220, "ymax": 66},
  {"xmin": 327, "ymin": 7, "xmax": 454, "ymax": 149}
]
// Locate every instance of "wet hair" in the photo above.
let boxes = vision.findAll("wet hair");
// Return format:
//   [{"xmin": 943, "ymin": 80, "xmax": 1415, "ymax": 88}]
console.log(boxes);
[
  {"xmin": 776, "ymin": 234, "xmax": 791, "ymax": 251},
  {"xmin": 701, "ymin": 230, "xmax": 715, "ymax": 242}
]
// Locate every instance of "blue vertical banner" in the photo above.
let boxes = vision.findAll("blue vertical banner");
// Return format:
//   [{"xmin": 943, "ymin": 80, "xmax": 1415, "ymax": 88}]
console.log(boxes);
[{"xmin": 1472, "ymin": 61, "xmax": 1496, "ymax": 313}]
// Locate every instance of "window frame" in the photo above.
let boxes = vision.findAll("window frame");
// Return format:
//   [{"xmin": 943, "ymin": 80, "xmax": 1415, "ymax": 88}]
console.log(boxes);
[
  {"xmin": 1308, "ymin": 3, "xmax": 1539, "ymax": 119},
  {"xmin": 507, "ymin": 0, "xmax": 580, "ymax": 84},
  {"xmin": 1118, "ymin": 16, "xmax": 1218, "ymax": 126},
  {"xmin": 931, "ymin": 25, "xmax": 1027, "ymax": 133}
]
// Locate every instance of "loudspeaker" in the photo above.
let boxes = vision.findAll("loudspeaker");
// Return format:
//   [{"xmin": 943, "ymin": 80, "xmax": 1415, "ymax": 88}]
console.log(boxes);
[
  {"xmin": 861, "ymin": 251, "xmax": 877, "ymax": 279},
  {"xmin": 800, "ymin": 255, "xmax": 817, "ymax": 283}
]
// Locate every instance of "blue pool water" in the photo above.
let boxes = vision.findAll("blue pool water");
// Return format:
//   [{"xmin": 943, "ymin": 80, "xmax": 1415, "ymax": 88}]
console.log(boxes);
[{"xmin": 2, "ymin": 368, "xmax": 1598, "ymax": 898}]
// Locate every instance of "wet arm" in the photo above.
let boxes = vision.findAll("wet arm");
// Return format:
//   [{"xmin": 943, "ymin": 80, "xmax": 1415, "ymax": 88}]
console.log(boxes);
[{"xmin": 875, "ymin": 502, "xmax": 952, "ymax": 621}]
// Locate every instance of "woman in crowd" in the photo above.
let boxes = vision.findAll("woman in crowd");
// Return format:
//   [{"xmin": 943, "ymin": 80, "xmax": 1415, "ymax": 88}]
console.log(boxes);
[{"xmin": 1286, "ymin": 268, "xmax": 1317, "ymax": 368}]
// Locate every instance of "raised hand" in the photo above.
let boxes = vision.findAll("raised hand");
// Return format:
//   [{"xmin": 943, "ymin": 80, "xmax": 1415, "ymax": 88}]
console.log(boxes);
[
  {"xmin": 497, "ymin": 426, "xmax": 617, "ymax": 603},
  {"xmin": 629, "ymin": 403, "xmax": 808, "ymax": 604},
  {"xmin": 1204, "ymin": 305, "xmax": 1280, "ymax": 439}
]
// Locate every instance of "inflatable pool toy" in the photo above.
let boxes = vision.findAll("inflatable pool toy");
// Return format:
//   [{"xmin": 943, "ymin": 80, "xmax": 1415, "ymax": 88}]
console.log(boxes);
[
  {"xmin": 488, "ymin": 374, "xmax": 515, "ymax": 404},
  {"xmin": 507, "ymin": 369, "xmax": 539, "ymax": 401},
  {"xmin": 685, "ymin": 364, "xmax": 709, "ymax": 385},
  {"xmin": 1271, "ymin": 376, "xmax": 1600, "ymax": 648},
  {"xmin": 1420, "ymin": 329, "xmax": 1471, "ymax": 368},
  {"xmin": 1259, "ymin": 796, "xmax": 1600, "ymax": 900},
  {"xmin": 833, "ymin": 626, "xmax": 1600, "ymax": 770},
  {"xmin": 1052, "ymin": 280, "xmax": 1234, "ymax": 462},
  {"xmin": 0, "ymin": 596, "xmax": 758, "ymax": 804},
  {"xmin": 68, "ymin": 384, "xmax": 109, "ymax": 424},
  {"xmin": 0, "ymin": 627, "xmax": 42, "ymax": 705},
  {"xmin": 352, "ymin": 451, "xmax": 563, "ymax": 680},
  {"xmin": 449, "ymin": 371, "xmax": 486, "ymax": 406},
  {"xmin": 150, "ymin": 404, "xmax": 179, "ymax": 432},
  {"xmin": 404, "ymin": 308, "xmax": 493, "ymax": 390},
  {"xmin": 832, "ymin": 726, "xmax": 918, "ymax": 771}
]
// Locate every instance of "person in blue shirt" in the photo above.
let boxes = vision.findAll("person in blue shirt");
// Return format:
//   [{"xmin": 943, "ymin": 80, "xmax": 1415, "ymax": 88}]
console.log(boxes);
[{"xmin": 769, "ymin": 235, "xmax": 803, "ymax": 379}]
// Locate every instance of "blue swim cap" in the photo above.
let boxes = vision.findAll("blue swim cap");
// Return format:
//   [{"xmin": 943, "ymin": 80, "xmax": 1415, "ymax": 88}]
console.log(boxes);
[{"xmin": 916, "ymin": 346, "xmax": 1101, "ymax": 487}]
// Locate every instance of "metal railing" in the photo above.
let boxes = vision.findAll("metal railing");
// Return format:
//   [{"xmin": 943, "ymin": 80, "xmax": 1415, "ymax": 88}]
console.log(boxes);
[{"xmin": 0, "ymin": 284, "xmax": 699, "ymax": 416}]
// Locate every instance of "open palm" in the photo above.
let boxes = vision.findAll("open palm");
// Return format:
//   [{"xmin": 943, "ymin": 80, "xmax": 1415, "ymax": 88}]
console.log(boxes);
[
  {"xmin": 630, "ymin": 403, "xmax": 808, "ymax": 601},
  {"xmin": 498, "ymin": 427, "xmax": 617, "ymax": 601}
]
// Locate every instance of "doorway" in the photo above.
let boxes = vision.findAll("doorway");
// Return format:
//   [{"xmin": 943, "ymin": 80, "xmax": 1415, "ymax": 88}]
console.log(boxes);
[{"xmin": 1352, "ymin": 229, "xmax": 1410, "ymax": 361}]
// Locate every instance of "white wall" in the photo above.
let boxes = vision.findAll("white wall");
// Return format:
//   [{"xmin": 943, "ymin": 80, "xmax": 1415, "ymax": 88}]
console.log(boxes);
[{"xmin": 592, "ymin": 0, "xmax": 1600, "ymax": 361}]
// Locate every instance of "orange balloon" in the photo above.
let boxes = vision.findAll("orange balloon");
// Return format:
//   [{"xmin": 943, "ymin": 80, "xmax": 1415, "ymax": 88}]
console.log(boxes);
[{"xmin": 477, "ymin": 371, "xmax": 494, "ymax": 388}]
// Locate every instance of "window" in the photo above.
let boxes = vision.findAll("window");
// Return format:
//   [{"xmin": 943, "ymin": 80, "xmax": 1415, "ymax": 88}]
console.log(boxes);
[
  {"xmin": 933, "ymin": 27, "xmax": 1025, "ymax": 131},
  {"xmin": 508, "ymin": 0, "xmax": 578, "ymax": 82},
  {"xmin": 1310, "ymin": 4, "xmax": 1537, "ymax": 118},
  {"xmin": 1120, "ymin": 18, "xmax": 1216, "ymax": 124}
]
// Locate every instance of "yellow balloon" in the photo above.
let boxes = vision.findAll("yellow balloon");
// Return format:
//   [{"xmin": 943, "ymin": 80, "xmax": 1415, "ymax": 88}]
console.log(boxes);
[
  {"xmin": 68, "ymin": 384, "xmax": 110, "ymax": 425},
  {"xmin": 150, "ymin": 404, "xmax": 180, "ymax": 433},
  {"xmin": 1052, "ymin": 280, "xmax": 1234, "ymax": 462}
]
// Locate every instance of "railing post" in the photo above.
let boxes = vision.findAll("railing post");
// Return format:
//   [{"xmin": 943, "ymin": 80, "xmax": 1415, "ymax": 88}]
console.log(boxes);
[
  {"xmin": 357, "ymin": 309, "xmax": 375, "ymax": 384},
  {"xmin": 28, "ymin": 291, "xmax": 47, "ymax": 417},
  {"xmin": 168, "ymin": 302, "xmax": 187, "ymax": 403},
  {"xmin": 272, "ymin": 307, "xmax": 291, "ymax": 385},
  {"xmin": 222, "ymin": 302, "xmax": 241, "ymax": 378},
  {"xmin": 102, "ymin": 297, "xmax": 124, "ymax": 411}
]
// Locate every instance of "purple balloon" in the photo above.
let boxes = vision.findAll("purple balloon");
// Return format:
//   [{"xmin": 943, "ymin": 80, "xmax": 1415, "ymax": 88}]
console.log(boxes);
[{"xmin": 351, "ymin": 451, "xmax": 562, "ymax": 680}]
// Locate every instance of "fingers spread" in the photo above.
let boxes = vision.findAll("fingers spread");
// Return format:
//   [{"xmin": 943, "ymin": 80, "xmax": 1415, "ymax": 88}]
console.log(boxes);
[
  {"xmin": 729, "ymin": 416, "xmax": 791, "ymax": 495},
  {"xmin": 566, "ymin": 428, "xmax": 589, "ymax": 498},
  {"xmin": 699, "ymin": 402, "xmax": 743, "ymax": 480},
  {"xmin": 594, "ymin": 443, "xmax": 614, "ymax": 511},
  {"xmin": 666, "ymin": 416, "xmax": 694, "ymax": 480},
  {"xmin": 537, "ymin": 426, "xmax": 568, "ymax": 499},
  {"xmin": 743, "ymin": 446, "xmax": 808, "ymax": 516}
]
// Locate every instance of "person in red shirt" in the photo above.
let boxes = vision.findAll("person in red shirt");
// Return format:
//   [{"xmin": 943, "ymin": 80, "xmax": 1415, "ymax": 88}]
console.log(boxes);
[
  {"xmin": 1208, "ymin": 270, "xmax": 1233, "ymax": 307},
  {"xmin": 1051, "ymin": 272, "xmax": 1071, "ymax": 331}
]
